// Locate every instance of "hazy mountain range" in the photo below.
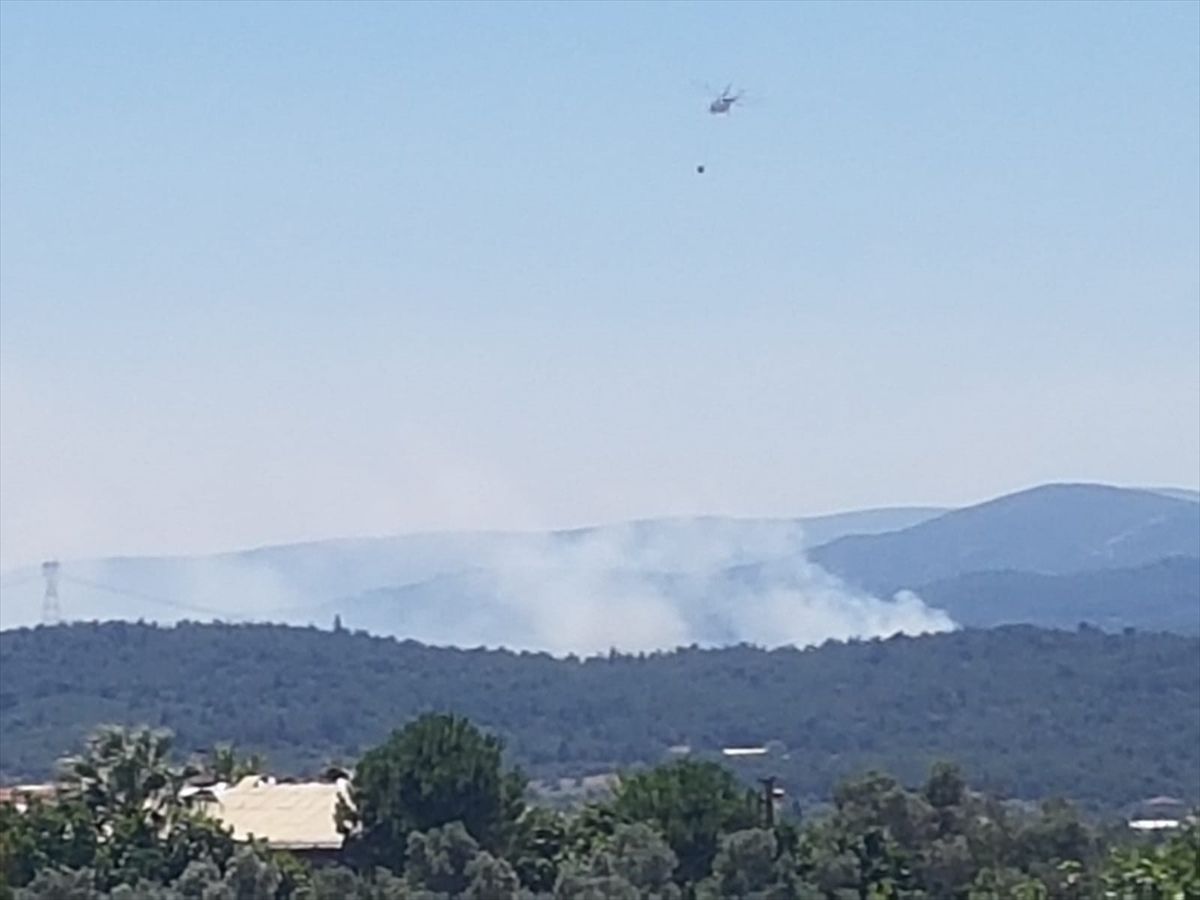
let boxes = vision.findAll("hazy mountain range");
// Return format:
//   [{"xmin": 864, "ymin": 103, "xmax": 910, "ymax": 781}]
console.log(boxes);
[
  {"xmin": 809, "ymin": 483, "xmax": 1199, "ymax": 592},
  {"xmin": 0, "ymin": 483, "xmax": 1196, "ymax": 651}
]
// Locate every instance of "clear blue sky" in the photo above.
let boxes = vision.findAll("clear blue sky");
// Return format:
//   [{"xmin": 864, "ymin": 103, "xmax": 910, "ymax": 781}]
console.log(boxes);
[{"xmin": 1, "ymin": 0, "xmax": 1197, "ymax": 567}]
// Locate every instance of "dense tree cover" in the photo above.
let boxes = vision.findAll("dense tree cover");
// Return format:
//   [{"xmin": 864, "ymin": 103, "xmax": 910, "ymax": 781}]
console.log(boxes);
[
  {"xmin": 1, "ymin": 622, "xmax": 1197, "ymax": 806},
  {"xmin": 1102, "ymin": 824, "xmax": 1200, "ymax": 899},
  {"xmin": 608, "ymin": 760, "xmax": 759, "ymax": 883},
  {"xmin": 2, "ymin": 719, "xmax": 1196, "ymax": 900},
  {"xmin": 337, "ymin": 713, "xmax": 527, "ymax": 869},
  {"xmin": 0, "ymin": 726, "xmax": 243, "ymax": 897}
]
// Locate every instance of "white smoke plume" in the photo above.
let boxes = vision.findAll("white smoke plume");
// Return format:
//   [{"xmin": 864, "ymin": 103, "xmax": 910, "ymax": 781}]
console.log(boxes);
[
  {"xmin": 0, "ymin": 519, "xmax": 957, "ymax": 655},
  {"xmin": 469, "ymin": 518, "xmax": 956, "ymax": 656}
]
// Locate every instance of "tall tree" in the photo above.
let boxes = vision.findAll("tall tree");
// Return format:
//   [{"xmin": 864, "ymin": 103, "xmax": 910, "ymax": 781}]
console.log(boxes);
[
  {"xmin": 610, "ymin": 759, "xmax": 759, "ymax": 884},
  {"xmin": 57, "ymin": 726, "xmax": 193, "ymax": 834},
  {"xmin": 200, "ymin": 744, "xmax": 266, "ymax": 784},
  {"xmin": 510, "ymin": 805, "xmax": 569, "ymax": 893},
  {"xmin": 0, "ymin": 796, "xmax": 100, "ymax": 892},
  {"xmin": 337, "ymin": 713, "xmax": 526, "ymax": 871},
  {"xmin": 697, "ymin": 828, "xmax": 785, "ymax": 899},
  {"xmin": 1102, "ymin": 820, "xmax": 1200, "ymax": 900},
  {"xmin": 3, "ymin": 726, "xmax": 240, "ymax": 896},
  {"xmin": 556, "ymin": 822, "xmax": 681, "ymax": 900}
]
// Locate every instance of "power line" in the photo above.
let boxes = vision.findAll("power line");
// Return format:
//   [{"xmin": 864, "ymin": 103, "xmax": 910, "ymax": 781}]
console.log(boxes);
[
  {"xmin": 58, "ymin": 574, "xmax": 335, "ymax": 623},
  {"xmin": 0, "ymin": 571, "xmax": 42, "ymax": 591},
  {"xmin": 61, "ymin": 575, "xmax": 245, "ymax": 619},
  {"xmin": 17, "ymin": 566, "xmax": 354, "ymax": 626}
]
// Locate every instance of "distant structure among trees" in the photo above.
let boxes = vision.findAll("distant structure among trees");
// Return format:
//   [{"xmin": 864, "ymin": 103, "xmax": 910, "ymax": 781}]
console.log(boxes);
[
  {"xmin": 2, "ymin": 621, "xmax": 1197, "ymax": 807},
  {"xmin": 1, "ymin": 716, "xmax": 1197, "ymax": 899}
]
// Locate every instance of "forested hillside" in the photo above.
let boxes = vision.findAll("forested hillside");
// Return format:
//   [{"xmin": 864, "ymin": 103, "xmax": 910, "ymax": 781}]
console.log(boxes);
[
  {"xmin": 910, "ymin": 555, "xmax": 1200, "ymax": 633},
  {"xmin": 809, "ymin": 484, "xmax": 1200, "ymax": 593},
  {"xmin": 1, "ymin": 622, "xmax": 1196, "ymax": 807}
]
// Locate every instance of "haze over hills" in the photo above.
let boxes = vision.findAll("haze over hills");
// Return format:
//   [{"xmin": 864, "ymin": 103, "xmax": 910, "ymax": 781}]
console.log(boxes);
[
  {"xmin": 910, "ymin": 556, "xmax": 1200, "ymax": 634},
  {"xmin": 808, "ymin": 484, "xmax": 1200, "ymax": 595},
  {"xmin": 0, "ymin": 483, "xmax": 1196, "ymax": 652},
  {"xmin": 0, "ymin": 506, "xmax": 951, "ymax": 641},
  {"xmin": 1146, "ymin": 487, "xmax": 1200, "ymax": 504}
]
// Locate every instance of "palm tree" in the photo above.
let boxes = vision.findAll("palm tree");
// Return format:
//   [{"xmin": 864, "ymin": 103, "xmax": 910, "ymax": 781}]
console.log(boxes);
[
  {"xmin": 57, "ymin": 725, "xmax": 197, "ymax": 833},
  {"xmin": 199, "ymin": 743, "xmax": 265, "ymax": 783}
]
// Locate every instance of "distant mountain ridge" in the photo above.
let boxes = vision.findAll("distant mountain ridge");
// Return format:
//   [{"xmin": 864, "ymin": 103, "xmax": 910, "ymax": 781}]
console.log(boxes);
[
  {"xmin": 910, "ymin": 555, "xmax": 1200, "ymax": 634},
  {"xmin": 808, "ymin": 484, "xmax": 1200, "ymax": 596},
  {"xmin": 1, "ymin": 482, "xmax": 1196, "ymax": 643},
  {"xmin": 1145, "ymin": 487, "xmax": 1200, "ymax": 504},
  {"xmin": 0, "ymin": 507, "xmax": 947, "ymax": 631}
]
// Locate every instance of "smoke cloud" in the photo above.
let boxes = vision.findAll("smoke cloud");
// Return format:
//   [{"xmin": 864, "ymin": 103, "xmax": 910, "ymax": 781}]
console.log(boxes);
[
  {"xmin": 467, "ymin": 518, "xmax": 956, "ymax": 655},
  {"xmin": 0, "ymin": 519, "xmax": 956, "ymax": 654}
]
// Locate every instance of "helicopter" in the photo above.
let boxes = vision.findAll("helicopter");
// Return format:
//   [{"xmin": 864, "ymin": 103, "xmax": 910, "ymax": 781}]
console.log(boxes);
[
  {"xmin": 695, "ymin": 82, "xmax": 748, "ymax": 174},
  {"xmin": 707, "ymin": 83, "xmax": 743, "ymax": 115}
]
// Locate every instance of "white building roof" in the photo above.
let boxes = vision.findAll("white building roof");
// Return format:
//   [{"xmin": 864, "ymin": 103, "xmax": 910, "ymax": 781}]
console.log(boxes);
[{"xmin": 186, "ymin": 776, "xmax": 351, "ymax": 850}]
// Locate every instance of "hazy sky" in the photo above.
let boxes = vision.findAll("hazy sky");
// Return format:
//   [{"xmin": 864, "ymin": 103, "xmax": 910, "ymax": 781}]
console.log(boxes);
[{"xmin": 1, "ymin": 0, "xmax": 1197, "ymax": 570}]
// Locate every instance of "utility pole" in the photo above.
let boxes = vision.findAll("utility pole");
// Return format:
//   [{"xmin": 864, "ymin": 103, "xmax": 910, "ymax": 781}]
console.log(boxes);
[
  {"xmin": 760, "ymin": 775, "xmax": 779, "ymax": 829},
  {"xmin": 41, "ymin": 560, "xmax": 61, "ymax": 625}
]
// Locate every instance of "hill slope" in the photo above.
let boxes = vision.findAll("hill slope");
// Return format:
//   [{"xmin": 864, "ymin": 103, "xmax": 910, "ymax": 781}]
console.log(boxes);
[
  {"xmin": 1147, "ymin": 487, "xmax": 1200, "ymax": 503},
  {"xmin": 1, "ymin": 621, "xmax": 1196, "ymax": 807},
  {"xmin": 809, "ymin": 483, "xmax": 1200, "ymax": 594},
  {"xmin": 256, "ymin": 551, "xmax": 1200, "ymax": 649},
  {"xmin": 912, "ymin": 556, "xmax": 1200, "ymax": 633}
]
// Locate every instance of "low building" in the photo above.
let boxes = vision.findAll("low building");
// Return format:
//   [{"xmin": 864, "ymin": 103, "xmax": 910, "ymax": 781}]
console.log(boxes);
[
  {"xmin": 1128, "ymin": 795, "xmax": 1191, "ymax": 832},
  {"xmin": 721, "ymin": 746, "xmax": 769, "ymax": 758},
  {"xmin": 184, "ymin": 774, "xmax": 351, "ymax": 863},
  {"xmin": 3, "ymin": 774, "xmax": 353, "ymax": 863}
]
